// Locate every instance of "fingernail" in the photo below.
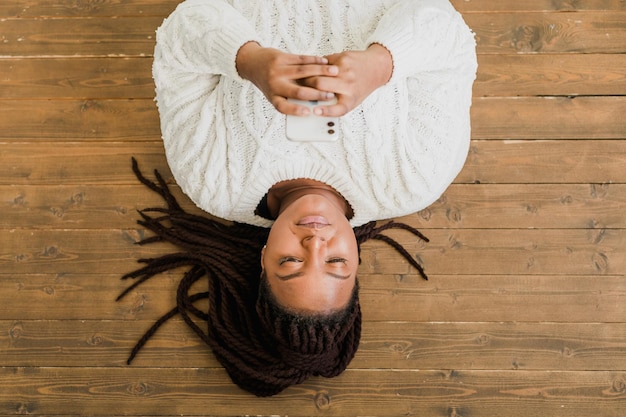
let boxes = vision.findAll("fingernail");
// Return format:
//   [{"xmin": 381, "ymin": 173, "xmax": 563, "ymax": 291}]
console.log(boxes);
[
  {"xmin": 328, "ymin": 66, "xmax": 339, "ymax": 75},
  {"xmin": 313, "ymin": 107, "xmax": 323, "ymax": 116}
]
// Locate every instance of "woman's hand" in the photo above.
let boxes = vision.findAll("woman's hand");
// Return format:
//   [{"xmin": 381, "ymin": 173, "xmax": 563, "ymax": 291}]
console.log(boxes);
[
  {"xmin": 301, "ymin": 44, "xmax": 394, "ymax": 117},
  {"xmin": 236, "ymin": 42, "xmax": 339, "ymax": 115}
]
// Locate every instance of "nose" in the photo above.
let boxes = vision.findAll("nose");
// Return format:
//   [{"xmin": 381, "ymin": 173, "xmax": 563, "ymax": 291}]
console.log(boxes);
[{"xmin": 302, "ymin": 234, "xmax": 327, "ymax": 248}]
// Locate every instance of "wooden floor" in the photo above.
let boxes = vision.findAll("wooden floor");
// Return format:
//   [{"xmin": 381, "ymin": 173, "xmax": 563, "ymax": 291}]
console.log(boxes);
[{"xmin": 1, "ymin": 0, "xmax": 625, "ymax": 416}]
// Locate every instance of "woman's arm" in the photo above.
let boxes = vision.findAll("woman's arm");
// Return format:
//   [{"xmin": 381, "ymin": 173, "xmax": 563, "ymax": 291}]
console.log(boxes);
[
  {"xmin": 366, "ymin": 0, "xmax": 477, "ymax": 81},
  {"xmin": 303, "ymin": 0, "xmax": 477, "ymax": 117},
  {"xmin": 298, "ymin": 43, "xmax": 394, "ymax": 117},
  {"xmin": 235, "ymin": 42, "xmax": 340, "ymax": 116},
  {"xmin": 155, "ymin": 0, "xmax": 343, "ymax": 116}
]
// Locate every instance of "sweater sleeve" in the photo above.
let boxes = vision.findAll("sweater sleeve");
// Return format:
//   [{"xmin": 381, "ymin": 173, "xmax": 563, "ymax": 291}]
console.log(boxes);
[
  {"xmin": 151, "ymin": 0, "xmax": 263, "ymax": 220},
  {"xmin": 153, "ymin": 0, "xmax": 260, "ymax": 80},
  {"xmin": 366, "ymin": 0, "xmax": 477, "ymax": 82}
]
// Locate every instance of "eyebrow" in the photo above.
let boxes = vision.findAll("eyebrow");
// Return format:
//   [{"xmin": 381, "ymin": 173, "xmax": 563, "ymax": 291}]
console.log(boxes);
[{"xmin": 275, "ymin": 271, "xmax": 352, "ymax": 281}]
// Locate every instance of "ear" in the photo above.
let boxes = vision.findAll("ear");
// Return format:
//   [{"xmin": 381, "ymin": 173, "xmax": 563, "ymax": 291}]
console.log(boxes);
[{"xmin": 260, "ymin": 244, "xmax": 266, "ymax": 268}]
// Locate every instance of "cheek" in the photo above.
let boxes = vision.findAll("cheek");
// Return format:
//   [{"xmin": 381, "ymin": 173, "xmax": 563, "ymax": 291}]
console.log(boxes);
[{"xmin": 265, "ymin": 221, "xmax": 294, "ymax": 249}]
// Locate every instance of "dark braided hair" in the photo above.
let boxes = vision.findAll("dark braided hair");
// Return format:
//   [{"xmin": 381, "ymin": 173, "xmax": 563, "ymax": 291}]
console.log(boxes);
[{"xmin": 118, "ymin": 158, "xmax": 429, "ymax": 396}]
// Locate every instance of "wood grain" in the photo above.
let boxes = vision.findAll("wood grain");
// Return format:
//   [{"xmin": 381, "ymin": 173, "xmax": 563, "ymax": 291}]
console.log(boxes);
[
  {"xmin": 1, "ymin": 0, "xmax": 625, "ymax": 17},
  {"xmin": 1, "ymin": 320, "xmax": 625, "ymax": 370},
  {"xmin": 2, "ymin": 12, "xmax": 626, "ymax": 57},
  {"xmin": 467, "ymin": 12, "xmax": 626, "ymax": 54},
  {"xmin": 0, "ymin": 367, "xmax": 624, "ymax": 417},
  {"xmin": 2, "ymin": 183, "xmax": 625, "ymax": 229},
  {"xmin": 0, "ymin": 229, "xmax": 623, "ymax": 275},
  {"xmin": 1, "ymin": 140, "xmax": 625, "ymax": 186},
  {"xmin": 1, "ymin": 96, "xmax": 624, "ymax": 141},
  {"xmin": 1, "ymin": 1, "xmax": 625, "ymax": 415},
  {"xmin": 1, "ymin": 272, "xmax": 624, "ymax": 322},
  {"xmin": 2, "ymin": 55, "xmax": 625, "ymax": 99}
]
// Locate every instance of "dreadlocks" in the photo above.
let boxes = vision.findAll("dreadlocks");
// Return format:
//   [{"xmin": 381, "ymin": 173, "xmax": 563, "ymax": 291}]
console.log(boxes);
[{"xmin": 118, "ymin": 158, "xmax": 429, "ymax": 396}]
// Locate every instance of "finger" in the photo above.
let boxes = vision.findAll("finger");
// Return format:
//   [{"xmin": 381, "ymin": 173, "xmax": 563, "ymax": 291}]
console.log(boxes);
[
  {"xmin": 284, "ymin": 53, "xmax": 329, "ymax": 66},
  {"xmin": 281, "ymin": 83, "xmax": 335, "ymax": 102},
  {"xmin": 299, "ymin": 75, "xmax": 343, "ymax": 95},
  {"xmin": 273, "ymin": 96, "xmax": 312, "ymax": 116},
  {"xmin": 312, "ymin": 99, "xmax": 350, "ymax": 117},
  {"xmin": 287, "ymin": 64, "xmax": 339, "ymax": 80}
]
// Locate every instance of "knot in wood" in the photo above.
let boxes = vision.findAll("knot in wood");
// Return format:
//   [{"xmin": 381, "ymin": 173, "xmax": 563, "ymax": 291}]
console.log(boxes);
[
  {"xmin": 41, "ymin": 246, "xmax": 59, "ymax": 258},
  {"xmin": 50, "ymin": 206, "xmax": 65, "ymax": 218},
  {"xmin": 419, "ymin": 208, "xmax": 432, "ymax": 221},
  {"xmin": 70, "ymin": 192, "xmax": 85, "ymax": 204},
  {"xmin": 9, "ymin": 321, "xmax": 24, "ymax": 340},
  {"xmin": 446, "ymin": 207, "xmax": 462, "ymax": 223},
  {"xmin": 587, "ymin": 224, "xmax": 606, "ymax": 245},
  {"xmin": 128, "ymin": 382, "xmax": 149, "ymax": 396},
  {"xmin": 16, "ymin": 402, "xmax": 31, "ymax": 415},
  {"xmin": 87, "ymin": 334, "xmax": 104, "ymax": 346},
  {"xmin": 15, "ymin": 253, "xmax": 31, "ymax": 263},
  {"xmin": 561, "ymin": 347, "xmax": 573, "ymax": 357},
  {"xmin": 389, "ymin": 342, "xmax": 407, "ymax": 353},
  {"xmin": 611, "ymin": 377, "xmax": 626, "ymax": 394},
  {"xmin": 314, "ymin": 391, "xmax": 331, "ymax": 410},
  {"xmin": 13, "ymin": 194, "xmax": 26, "ymax": 206},
  {"xmin": 592, "ymin": 252, "xmax": 609, "ymax": 273}
]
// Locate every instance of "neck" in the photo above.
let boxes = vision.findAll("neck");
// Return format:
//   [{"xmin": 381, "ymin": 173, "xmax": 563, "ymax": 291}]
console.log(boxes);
[{"xmin": 267, "ymin": 179, "xmax": 353, "ymax": 219}]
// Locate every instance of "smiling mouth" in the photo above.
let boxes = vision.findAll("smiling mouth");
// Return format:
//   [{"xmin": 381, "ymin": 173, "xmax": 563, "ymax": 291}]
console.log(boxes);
[{"xmin": 297, "ymin": 216, "xmax": 330, "ymax": 228}]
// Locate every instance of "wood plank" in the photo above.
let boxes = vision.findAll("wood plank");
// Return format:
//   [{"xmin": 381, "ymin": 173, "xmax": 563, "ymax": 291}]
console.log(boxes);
[
  {"xmin": 0, "ymin": 17, "xmax": 162, "ymax": 57},
  {"xmin": 0, "ymin": 184, "xmax": 174, "ymax": 230},
  {"xmin": 453, "ymin": 0, "xmax": 626, "ymax": 12},
  {"xmin": 359, "ymin": 273, "xmax": 626, "ymax": 322},
  {"xmin": 1, "ymin": 0, "xmax": 625, "ymax": 18},
  {"xmin": 1, "ymin": 140, "xmax": 625, "ymax": 186},
  {"xmin": 0, "ymin": 273, "xmax": 180, "ymax": 322},
  {"xmin": 471, "ymin": 97, "xmax": 626, "ymax": 140},
  {"xmin": 0, "ymin": 58, "xmax": 154, "ymax": 100},
  {"xmin": 460, "ymin": 140, "xmax": 626, "ymax": 184},
  {"xmin": 1, "ymin": 273, "xmax": 624, "ymax": 323},
  {"xmin": 0, "ymin": 99, "xmax": 160, "ymax": 140},
  {"xmin": 407, "ymin": 183, "xmax": 626, "ymax": 229},
  {"xmin": 1, "ymin": 229, "xmax": 624, "ymax": 276},
  {"xmin": 2, "ymin": 184, "xmax": 625, "ymax": 230},
  {"xmin": 2, "ymin": 13, "xmax": 625, "ymax": 58},
  {"xmin": 475, "ymin": 54, "xmax": 626, "ymax": 97},
  {"xmin": 1, "ymin": 54, "xmax": 625, "ymax": 99},
  {"xmin": 361, "ymin": 228, "xmax": 625, "ymax": 275},
  {"xmin": 0, "ymin": 2, "xmax": 623, "ymax": 417},
  {"xmin": 467, "ymin": 12, "xmax": 626, "ymax": 54},
  {"xmin": 0, "ymin": 142, "xmax": 170, "ymax": 186},
  {"xmin": 2, "ymin": 320, "xmax": 625, "ymax": 371},
  {"xmin": 0, "ymin": 367, "xmax": 624, "ymax": 416},
  {"xmin": 1, "ymin": 96, "xmax": 624, "ymax": 141},
  {"xmin": 0, "ymin": 0, "xmax": 179, "ymax": 18}
]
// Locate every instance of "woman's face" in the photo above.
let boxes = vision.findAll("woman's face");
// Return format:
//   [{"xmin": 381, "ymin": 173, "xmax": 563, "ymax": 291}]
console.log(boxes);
[{"xmin": 261, "ymin": 193, "xmax": 359, "ymax": 314}]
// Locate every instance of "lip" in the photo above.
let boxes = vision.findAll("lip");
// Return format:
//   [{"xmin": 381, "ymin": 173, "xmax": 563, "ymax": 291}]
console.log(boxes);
[{"xmin": 297, "ymin": 216, "xmax": 330, "ymax": 228}]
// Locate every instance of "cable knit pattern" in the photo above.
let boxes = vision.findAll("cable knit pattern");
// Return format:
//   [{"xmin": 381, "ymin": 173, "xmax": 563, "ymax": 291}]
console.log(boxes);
[{"xmin": 153, "ymin": 0, "xmax": 477, "ymax": 227}]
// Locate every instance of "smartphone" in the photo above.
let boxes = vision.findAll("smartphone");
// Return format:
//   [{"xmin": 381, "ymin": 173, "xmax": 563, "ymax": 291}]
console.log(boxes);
[{"xmin": 286, "ymin": 99, "xmax": 339, "ymax": 142}]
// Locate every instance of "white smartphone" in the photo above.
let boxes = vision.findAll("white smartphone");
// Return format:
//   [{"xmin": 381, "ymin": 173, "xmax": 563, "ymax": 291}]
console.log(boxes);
[{"xmin": 285, "ymin": 99, "xmax": 339, "ymax": 142}]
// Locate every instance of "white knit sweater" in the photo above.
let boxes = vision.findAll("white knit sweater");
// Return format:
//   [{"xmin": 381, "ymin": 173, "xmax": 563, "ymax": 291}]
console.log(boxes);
[{"xmin": 153, "ymin": 0, "xmax": 477, "ymax": 227}]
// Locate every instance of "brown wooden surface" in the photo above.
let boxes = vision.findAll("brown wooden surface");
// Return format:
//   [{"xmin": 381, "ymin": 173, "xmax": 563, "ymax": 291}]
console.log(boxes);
[{"xmin": 0, "ymin": 1, "xmax": 625, "ymax": 416}]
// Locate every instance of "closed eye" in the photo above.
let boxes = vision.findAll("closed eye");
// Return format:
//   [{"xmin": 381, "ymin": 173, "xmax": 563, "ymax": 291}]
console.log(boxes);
[
  {"xmin": 327, "ymin": 257, "xmax": 348, "ymax": 264},
  {"xmin": 279, "ymin": 256, "xmax": 302, "ymax": 265}
]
